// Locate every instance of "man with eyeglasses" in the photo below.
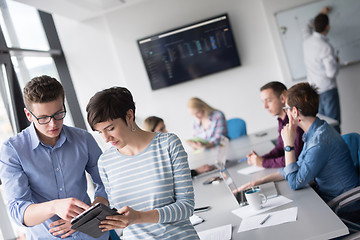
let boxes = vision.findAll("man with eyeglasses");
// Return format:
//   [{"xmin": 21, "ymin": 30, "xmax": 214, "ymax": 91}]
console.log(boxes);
[
  {"xmin": 246, "ymin": 81, "xmax": 304, "ymax": 168},
  {"xmin": 0, "ymin": 76, "xmax": 109, "ymax": 239}
]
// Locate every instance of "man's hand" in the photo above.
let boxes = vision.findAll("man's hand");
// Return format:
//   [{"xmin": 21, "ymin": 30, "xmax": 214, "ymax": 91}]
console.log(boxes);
[
  {"xmin": 281, "ymin": 111, "xmax": 297, "ymax": 147},
  {"xmin": 234, "ymin": 181, "xmax": 256, "ymax": 193},
  {"xmin": 49, "ymin": 219, "xmax": 75, "ymax": 239},
  {"xmin": 195, "ymin": 164, "xmax": 215, "ymax": 174},
  {"xmin": 53, "ymin": 198, "xmax": 90, "ymax": 221},
  {"xmin": 321, "ymin": 6, "xmax": 331, "ymax": 14},
  {"xmin": 247, "ymin": 150, "xmax": 264, "ymax": 167}
]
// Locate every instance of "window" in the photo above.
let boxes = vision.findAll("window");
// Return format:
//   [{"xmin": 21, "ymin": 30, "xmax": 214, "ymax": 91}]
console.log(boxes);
[
  {"xmin": 0, "ymin": 0, "xmax": 85, "ymax": 238},
  {"xmin": 0, "ymin": 0, "xmax": 86, "ymax": 131}
]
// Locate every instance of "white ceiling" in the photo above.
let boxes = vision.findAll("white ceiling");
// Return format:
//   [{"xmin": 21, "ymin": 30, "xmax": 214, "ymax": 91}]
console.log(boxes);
[{"xmin": 14, "ymin": 0, "xmax": 146, "ymax": 21}]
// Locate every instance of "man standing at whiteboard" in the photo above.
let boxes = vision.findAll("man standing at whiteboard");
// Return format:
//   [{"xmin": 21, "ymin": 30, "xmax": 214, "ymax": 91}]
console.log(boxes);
[{"xmin": 302, "ymin": 6, "xmax": 341, "ymax": 133}]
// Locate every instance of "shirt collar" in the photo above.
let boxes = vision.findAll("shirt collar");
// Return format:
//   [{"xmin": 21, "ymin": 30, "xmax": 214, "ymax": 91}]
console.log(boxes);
[
  {"xmin": 29, "ymin": 123, "xmax": 69, "ymax": 150},
  {"xmin": 313, "ymin": 32, "xmax": 328, "ymax": 41},
  {"xmin": 29, "ymin": 123, "xmax": 41, "ymax": 150},
  {"xmin": 302, "ymin": 117, "xmax": 322, "ymax": 142},
  {"xmin": 278, "ymin": 114, "xmax": 288, "ymax": 124}
]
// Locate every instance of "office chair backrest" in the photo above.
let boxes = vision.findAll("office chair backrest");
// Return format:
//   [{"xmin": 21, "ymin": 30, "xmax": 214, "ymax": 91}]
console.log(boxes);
[
  {"xmin": 110, "ymin": 230, "xmax": 121, "ymax": 240},
  {"xmin": 227, "ymin": 118, "xmax": 247, "ymax": 140},
  {"xmin": 342, "ymin": 133, "xmax": 360, "ymax": 180}
]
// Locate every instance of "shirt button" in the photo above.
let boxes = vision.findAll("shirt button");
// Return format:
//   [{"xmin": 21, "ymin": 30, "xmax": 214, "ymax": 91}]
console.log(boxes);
[
  {"xmin": 74, "ymin": 236, "xmax": 77, "ymax": 239},
  {"xmin": 60, "ymin": 188, "xmax": 63, "ymax": 191},
  {"xmin": 56, "ymin": 168, "xmax": 60, "ymax": 171},
  {"xmin": 299, "ymin": 179, "xmax": 303, "ymax": 183}
]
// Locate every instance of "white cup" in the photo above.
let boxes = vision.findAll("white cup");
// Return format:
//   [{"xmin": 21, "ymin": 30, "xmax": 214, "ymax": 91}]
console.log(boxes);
[{"xmin": 245, "ymin": 189, "xmax": 267, "ymax": 210}]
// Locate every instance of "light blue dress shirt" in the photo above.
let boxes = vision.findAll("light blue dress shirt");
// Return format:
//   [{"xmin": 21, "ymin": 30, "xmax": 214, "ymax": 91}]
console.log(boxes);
[
  {"xmin": 0, "ymin": 123, "xmax": 108, "ymax": 240},
  {"xmin": 279, "ymin": 118, "xmax": 358, "ymax": 202}
]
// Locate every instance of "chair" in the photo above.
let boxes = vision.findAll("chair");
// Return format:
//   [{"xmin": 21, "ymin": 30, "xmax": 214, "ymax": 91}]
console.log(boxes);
[
  {"xmin": 342, "ymin": 232, "xmax": 360, "ymax": 240},
  {"xmin": 110, "ymin": 230, "xmax": 121, "ymax": 240},
  {"xmin": 327, "ymin": 133, "xmax": 360, "ymax": 234},
  {"xmin": 227, "ymin": 118, "xmax": 247, "ymax": 140}
]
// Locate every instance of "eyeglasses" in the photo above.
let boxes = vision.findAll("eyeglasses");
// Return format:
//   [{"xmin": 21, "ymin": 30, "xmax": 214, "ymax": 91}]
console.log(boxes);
[
  {"xmin": 282, "ymin": 106, "xmax": 302, "ymax": 113},
  {"xmin": 28, "ymin": 105, "xmax": 66, "ymax": 125}
]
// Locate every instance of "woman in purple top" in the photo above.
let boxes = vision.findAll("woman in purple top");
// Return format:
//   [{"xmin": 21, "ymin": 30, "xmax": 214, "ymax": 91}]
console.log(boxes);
[{"xmin": 187, "ymin": 97, "xmax": 227, "ymax": 150}]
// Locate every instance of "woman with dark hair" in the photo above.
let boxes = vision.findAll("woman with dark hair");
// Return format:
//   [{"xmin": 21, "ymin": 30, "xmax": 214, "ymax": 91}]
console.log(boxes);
[
  {"xmin": 237, "ymin": 82, "xmax": 357, "ymax": 204},
  {"xmin": 86, "ymin": 87, "xmax": 199, "ymax": 239}
]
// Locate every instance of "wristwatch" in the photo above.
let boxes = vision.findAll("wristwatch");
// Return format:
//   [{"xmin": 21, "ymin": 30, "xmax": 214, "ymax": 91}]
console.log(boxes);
[{"xmin": 284, "ymin": 145, "xmax": 295, "ymax": 152}]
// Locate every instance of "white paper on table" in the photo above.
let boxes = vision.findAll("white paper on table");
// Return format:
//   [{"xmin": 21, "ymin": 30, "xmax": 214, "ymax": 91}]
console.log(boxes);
[
  {"xmin": 232, "ymin": 195, "xmax": 293, "ymax": 219},
  {"xmin": 198, "ymin": 224, "xmax": 232, "ymax": 240},
  {"xmin": 237, "ymin": 165, "xmax": 264, "ymax": 175},
  {"xmin": 237, "ymin": 207, "xmax": 298, "ymax": 233},
  {"xmin": 190, "ymin": 214, "xmax": 204, "ymax": 226}
]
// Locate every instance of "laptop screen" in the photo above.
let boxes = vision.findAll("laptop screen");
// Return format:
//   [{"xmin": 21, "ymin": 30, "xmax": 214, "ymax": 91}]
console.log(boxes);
[
  {"xmin": 220, "ymin": 168, "xmax": 248, "ymax": 205},
  {"xmin": 216, "ymin": 136, "xmax": 229, "ymax": 169},
  {"xmin": 220, "ymin": 168, "xmax": 278, "ymax": 206},
  {"xmin": 220, "ymin": 168, "xmax": 238, "ymax": 193},
  {"xmin": 220, "ymin": 168, "xmax": 264, "ymax": 206}
]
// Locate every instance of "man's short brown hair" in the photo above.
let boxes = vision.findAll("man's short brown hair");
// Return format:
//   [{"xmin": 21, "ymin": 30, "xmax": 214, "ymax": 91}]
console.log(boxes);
[
  {"xmin": 23, "ymin": 75, "xmax": 64, "ymax": 109},
  {"xmin": 314, "ymin": 13, "xmax": 329, "ymax": 33},
  {"xmin": 260, "ymin": 81, "xmax": 287, "ymax": 98},
  {"xmin": 287, "ymin": 82, "xmax": 319, "ymax": 117}
]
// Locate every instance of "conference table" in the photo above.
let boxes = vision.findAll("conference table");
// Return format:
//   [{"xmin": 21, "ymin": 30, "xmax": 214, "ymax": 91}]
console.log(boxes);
[{"xmin": 187, "ymin": 123, "xmax": 348, "ymax": 239}]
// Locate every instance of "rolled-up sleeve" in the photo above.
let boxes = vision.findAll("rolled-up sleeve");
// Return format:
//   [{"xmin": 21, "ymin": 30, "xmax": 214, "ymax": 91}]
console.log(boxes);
[{"xmin": 280, "ymin": 145, "xmax": 328, "ymax": 191}]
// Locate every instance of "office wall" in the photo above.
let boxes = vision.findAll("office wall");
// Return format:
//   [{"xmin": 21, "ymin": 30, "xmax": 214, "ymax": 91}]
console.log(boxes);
[
  {"xmin": 54, "ymin": 15, "xmax": 126, "ymax": 122},
  {"xmin": 54, "ymin": 0, "xmax": 284, "ymax": 144},
  {"xmin": 262, "ymin": 0, "xmax": 360, "ymax": 134},
  {"xmin": 54, "ymin": 0, "xmax": 359, "ymax": 146}
]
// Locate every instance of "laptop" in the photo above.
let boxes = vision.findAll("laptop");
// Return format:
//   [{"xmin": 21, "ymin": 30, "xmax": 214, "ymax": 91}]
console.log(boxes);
[
  {"xmin": 220, "ymin": 167, "xmax": 278, "ymax": 206},
  {"xmin": 194, "ymin": 136, "xmax": 229, "ymax": 178},
  {"xmin": 215, "ymin": 135, "xmax": 229, "ymax": 169}
]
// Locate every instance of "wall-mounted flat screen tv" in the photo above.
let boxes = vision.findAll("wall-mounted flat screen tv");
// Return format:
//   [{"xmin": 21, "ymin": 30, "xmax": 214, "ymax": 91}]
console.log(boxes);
[{"xmin": 137, "ymin": 14, "xmax": 241, "ymax": 90}]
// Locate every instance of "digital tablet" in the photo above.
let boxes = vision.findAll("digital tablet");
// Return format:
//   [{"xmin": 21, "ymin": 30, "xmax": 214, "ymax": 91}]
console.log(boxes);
[
  {"xmin": 186, "ymin": 137, "xmax": 209, "ymax": 145},
  {"xmin": 70, "ymin": 202, "xmax": 119, "ymax": 238}
]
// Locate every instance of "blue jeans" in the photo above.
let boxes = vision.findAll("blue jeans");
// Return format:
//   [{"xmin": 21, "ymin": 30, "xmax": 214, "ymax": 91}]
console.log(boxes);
[{"xmin": 319, "ymin": 88, "xmax": 341, "ymax": 133}]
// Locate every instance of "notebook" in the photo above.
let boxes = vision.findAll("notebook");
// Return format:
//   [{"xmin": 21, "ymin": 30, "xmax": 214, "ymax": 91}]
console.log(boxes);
[{"xmin": 220, "ymin": 168, "xmax": 278, "ymax": 206}]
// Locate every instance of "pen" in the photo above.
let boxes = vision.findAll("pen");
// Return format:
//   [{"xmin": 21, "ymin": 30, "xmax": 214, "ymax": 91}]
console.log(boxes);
[
  {"xmin": 194, "ymin": 206, "xmax": 211, "ymax": 213},
  {"xmin": 238, "ymin": 157, "xmax": 247, "ymax": 163},
  {"xmin": 260, "ymin": 214, "xmax": 271, "ymax": 225}
]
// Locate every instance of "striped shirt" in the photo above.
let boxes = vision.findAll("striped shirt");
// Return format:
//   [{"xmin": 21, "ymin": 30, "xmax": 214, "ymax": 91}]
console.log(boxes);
[
  {"xmin": 98, "ymin": 132, "xmax": 199, "ymax": 239},
  {"xmin": 192, "ymin": 110, "xmax": 227, "ymax": 146}
]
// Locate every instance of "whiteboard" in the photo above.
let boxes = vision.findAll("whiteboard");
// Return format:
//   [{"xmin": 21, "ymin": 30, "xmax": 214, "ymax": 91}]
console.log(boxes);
[{"xmin": 275, "ymin": 0, "xmax": 360, "ymax": 80}]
